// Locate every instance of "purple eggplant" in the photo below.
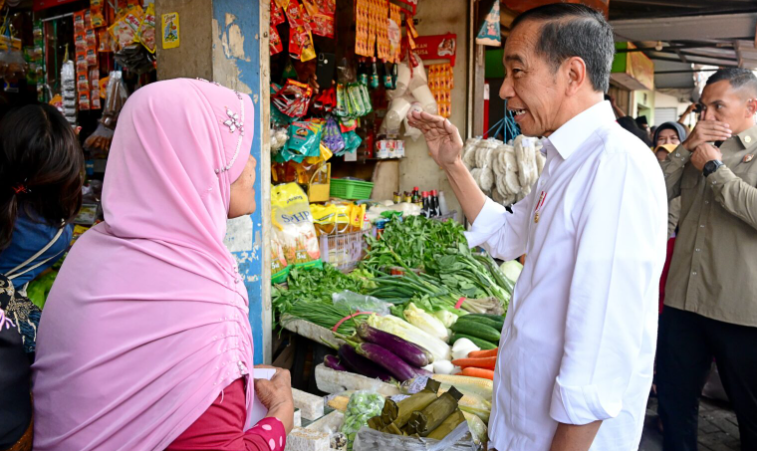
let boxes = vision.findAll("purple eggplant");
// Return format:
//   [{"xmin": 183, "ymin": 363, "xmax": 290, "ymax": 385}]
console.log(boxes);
[
  {"xmin": 356, "ymin": 342, "xmax": 432, "ymax": 382},
  {"xmin": 324, "ymin": 355, "xmax": 348, "ymax": 372},
  {"xmin": 356, "ymin": 322, "xmax": 433, "ymax": 367},
  {"xmin": 338, "ymin": 344, "xmax": 393, "ymax": 382}
]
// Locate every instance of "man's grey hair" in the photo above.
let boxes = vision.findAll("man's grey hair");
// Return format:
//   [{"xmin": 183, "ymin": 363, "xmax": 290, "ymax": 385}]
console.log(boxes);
[
  {"xmin": 707, "ymin": 68, "xmax": 757, "ymax": 96},
  {"xmin": 510, "ymin": 4, "xmax": 615, "ymax": 93}
]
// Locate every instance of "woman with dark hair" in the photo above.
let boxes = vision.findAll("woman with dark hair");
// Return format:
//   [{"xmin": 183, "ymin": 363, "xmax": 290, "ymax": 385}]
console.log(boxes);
[{"xmin": 0, "ymin": 104, "xmax": 83, "ymax": 451}]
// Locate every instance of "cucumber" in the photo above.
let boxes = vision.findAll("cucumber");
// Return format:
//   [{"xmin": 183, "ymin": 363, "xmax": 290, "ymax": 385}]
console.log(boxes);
[
  {"xmin": 454, "ymin": 315, "xmax": 503, "ymax": 330},
  {"xmin": 451, "ymin": 333, "xmax": 497, "ymax": 350},
  {"xmin": 451, "ymin": 321, "xmax": 501, "ymax": 343},
  {"xmin": 462, "ymin": 314, "xmax": 505, "ymax": 330}
]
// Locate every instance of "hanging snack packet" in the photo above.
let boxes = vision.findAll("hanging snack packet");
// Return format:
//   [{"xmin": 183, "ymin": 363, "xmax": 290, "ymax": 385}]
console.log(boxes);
[
  {"xmin": 79, "ymin": 91, "xmax": 90, "ymax": 111},
  {"xmin": 73, "ymin": 10, "xmax": 86, "ymax": 32},
  {"xmin": 272, "ymin": 79, "xmax": 313, "ymax": 118},
  {"xmin": 271, "ymin": 183, "xmax": 322, "ymax": 270},
  {"xmin": 86, "ymin": 47, "xmax": 98, "ymax": 66},
  {"xmin": 342, "ymin": 130, "xmax": 362, "ymax": 154},
  {"xmin": 271, "ymin": 0, "xmax": 286, "ymax": 26},
  {"xmin": 321, "ymin": 116, "xmax": 346, "ymax": 154},
  {"xmin": 270, "ymin": 25, "xmax": 284, "ymax": 56},
  {"xmin": 84, "ymin": 9, "xmax": 92, "ymax": 29},
  {"xmin": 98, "ymin": 29, "xmax": 114, "ymax": 52},
  {"xmin": 75, "ymin": 32, "xmax": 88, "ymax": 53},
  {"xmin": 285, "ymin": 0, "xmax": 309, "ymax": 31},
  {"xmin": 91, "ymin": 7, "xmax": 105, "ymax": 28},
  {"xmin": 86, "ymin": 28, "xmax": 97, "ymax": 48},
  {"xmin": 137, "ymin": 3, "xmax": 156, "ymax": 53},
  {"xmin": 287, "ymin": 120, "xmax": 322, "ymax": 157}
]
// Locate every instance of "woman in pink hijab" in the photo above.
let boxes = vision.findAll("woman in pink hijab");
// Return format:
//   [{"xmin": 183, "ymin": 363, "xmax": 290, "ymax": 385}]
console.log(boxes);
[{"xmin": 32, "ymin": 78, "xmax": 294, "ymax": 451}]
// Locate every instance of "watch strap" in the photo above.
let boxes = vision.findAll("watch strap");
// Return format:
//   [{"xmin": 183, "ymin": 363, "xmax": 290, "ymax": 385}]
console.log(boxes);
[{"xmin": 704, "ymin": 160, "xmax": 724, "ymax": 177}]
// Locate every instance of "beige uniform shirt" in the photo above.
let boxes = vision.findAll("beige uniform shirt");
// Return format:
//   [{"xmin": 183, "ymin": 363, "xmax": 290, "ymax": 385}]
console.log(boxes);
[{"xmin": 662, "ymin": 125, "xmax": 757, "ymax": 327}]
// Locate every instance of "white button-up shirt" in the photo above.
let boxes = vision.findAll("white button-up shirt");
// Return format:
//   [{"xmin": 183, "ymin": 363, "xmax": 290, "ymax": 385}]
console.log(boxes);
[{"xmin": 465, "ymin": 101, "xmax": 667, "ymax": 451}]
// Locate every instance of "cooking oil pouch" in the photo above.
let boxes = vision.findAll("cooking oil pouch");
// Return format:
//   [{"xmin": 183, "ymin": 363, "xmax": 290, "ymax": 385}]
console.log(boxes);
[{"xmin": 271, "ymin": 183, "xmax": 322, "ymax": 270}]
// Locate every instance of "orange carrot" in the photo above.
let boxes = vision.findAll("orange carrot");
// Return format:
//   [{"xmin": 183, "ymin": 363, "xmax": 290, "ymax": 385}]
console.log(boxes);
[
  {"xmin": 461, "ymin": 367, "xmax": 495, "ymax": 380},
  {"xmin": 468, "ymin": 348, "xmax": 498, "ymax": 358},
  {"xmin": 451, "ymin": 356, "xmax": 497, "ymax": 370}
]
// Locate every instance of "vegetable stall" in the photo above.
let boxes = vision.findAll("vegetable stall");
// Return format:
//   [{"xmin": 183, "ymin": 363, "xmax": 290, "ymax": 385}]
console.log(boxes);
[{"xmin": 272, "ymin": 212, "xmax": 523, "ymax": 448}]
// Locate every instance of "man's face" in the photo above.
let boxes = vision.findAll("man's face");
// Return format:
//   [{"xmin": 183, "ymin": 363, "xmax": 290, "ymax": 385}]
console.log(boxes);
[
  {"xmin": 499, "ymin": 21, "xmax": 564, "ymax": 137},
  {"xmin": 656, "ymin": 128, "xmax": 680, "ymax": 146},
  {"xmin": 699, "ymin": 80, "xmax": 756, "ymax": 135}
]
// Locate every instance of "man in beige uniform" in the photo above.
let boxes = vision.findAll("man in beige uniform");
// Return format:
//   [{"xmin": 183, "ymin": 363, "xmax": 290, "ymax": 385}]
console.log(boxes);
[{"xmin": 658, "ymin": 68, "xmax": 757, "ymax": 451}]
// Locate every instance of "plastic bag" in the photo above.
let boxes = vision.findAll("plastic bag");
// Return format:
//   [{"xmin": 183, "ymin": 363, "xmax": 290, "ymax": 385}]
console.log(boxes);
[
  {"xmin": 341, "ymin": 391, "xmax": 385, "ymax": 450},
  {"xmin": 333, "ymin": 291, "xmax": 391, "ymax": 316},
  {"xmin": 271, "ymin": 183, "xmax": 322, "ymax": 270}
]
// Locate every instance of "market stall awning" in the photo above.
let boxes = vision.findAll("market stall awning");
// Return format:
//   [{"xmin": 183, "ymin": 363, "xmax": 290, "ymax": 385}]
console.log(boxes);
[{"xmin": 608, "ymin": 0, "xmax": 757, "ymax": 89}]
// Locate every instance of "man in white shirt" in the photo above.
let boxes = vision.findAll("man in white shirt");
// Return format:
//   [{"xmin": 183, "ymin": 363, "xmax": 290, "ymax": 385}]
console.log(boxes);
[{"xmin": 409, "ymin": 4, "xmax": 667, "ymax": 451}]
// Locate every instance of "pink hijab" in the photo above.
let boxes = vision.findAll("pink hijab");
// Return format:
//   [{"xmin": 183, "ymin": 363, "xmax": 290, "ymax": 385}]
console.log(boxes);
[{"xmin": 32, "ymin": 78, "xmax": 256, "ymax": 450}]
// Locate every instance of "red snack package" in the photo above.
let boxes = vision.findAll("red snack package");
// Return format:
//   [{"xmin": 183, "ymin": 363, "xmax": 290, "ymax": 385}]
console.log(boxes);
[
  {"xmin": 79, "ymin": 92, "xmax": 90, "ymax": 111},
  {"xmin": 86, "ymin": 47, "xmax": 98, "ymax": 66},
  {"xmin": 73, "ymin": 10, "xmax": 86, "ymax": 32},
  {"xmin": 86, "ymin": 29, "xmax": 97, "ymax": 48},
  {"xmin": 84, "ymin": 9, "xmax": 92, "ymax": 29},
  {"xmin": 270, "ymin": 25, "xmax": 284, "ymax": 56},
  {"xmin": 285, "ymin": 0, "xmax": 309, "ymax": 31},
  {"xmin": 271, "ymin": 0, "xmax": 286, "ymax": 26},
  {"xmin": 75, "ymin": 32, "xmax": 88, "ymax": 53}
]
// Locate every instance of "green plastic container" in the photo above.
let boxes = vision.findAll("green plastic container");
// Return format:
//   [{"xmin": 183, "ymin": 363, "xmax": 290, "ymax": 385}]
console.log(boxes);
[{"xmin": 330, "ymin": 178, "xmax": 374, "ymax": 200}]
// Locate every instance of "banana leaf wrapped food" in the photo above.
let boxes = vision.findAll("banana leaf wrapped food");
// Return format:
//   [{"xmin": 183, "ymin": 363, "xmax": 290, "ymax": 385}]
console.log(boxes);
[
  {"xmin": 407, "ymin": 386, "xmax": 464, "ymax": 437},
  {"xmin": 426, "ymin": 409, "xmax": 466, "ymax": 440},
  {"xmin": 380, "ymin": 379, "xmax": 441, "ymax": 427}
]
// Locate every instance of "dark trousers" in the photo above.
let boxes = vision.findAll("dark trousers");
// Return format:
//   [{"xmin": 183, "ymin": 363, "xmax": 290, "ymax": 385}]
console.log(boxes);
[{"xmin": 657, "ymin": 307, "xmax": 757, "ymax": 451}]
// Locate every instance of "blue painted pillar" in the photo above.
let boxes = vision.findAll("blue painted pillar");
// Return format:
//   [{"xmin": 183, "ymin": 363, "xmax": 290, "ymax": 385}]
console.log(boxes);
[{"xmin": 211, "ymin": 0, "xmax": 272, "ymax": 365}]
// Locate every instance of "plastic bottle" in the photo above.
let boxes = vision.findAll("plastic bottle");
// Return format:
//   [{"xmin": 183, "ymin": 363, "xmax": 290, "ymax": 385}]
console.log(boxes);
[
  {"xmin": 438, "ymin": 190, "xmax": 450, "ymax": 216},
  {"xmin": 369, "ymin": 58, "xmax": 380, "ymax": 89}
]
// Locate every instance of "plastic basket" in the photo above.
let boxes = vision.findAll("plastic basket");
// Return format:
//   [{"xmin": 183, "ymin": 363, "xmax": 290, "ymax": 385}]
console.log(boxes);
[
  {"xmin": 319, "ymin": 229, "xmax": 374, "ymax": 272},
  {"xmin": 330, "ymin": 178, "xmax": 374, "ymax": 200}
]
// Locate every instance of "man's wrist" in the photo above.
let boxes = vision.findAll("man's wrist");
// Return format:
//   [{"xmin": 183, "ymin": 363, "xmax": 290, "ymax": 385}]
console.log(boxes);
[{"xmin": 703, "ymin": 160, "xmax": 724, "ymax": 177}]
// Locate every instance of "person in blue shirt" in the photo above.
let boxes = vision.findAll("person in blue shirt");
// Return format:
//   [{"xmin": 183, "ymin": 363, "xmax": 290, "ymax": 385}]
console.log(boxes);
[{"xmin": 0, "ymin": 103, "xmax": 83, "ymax": 451}]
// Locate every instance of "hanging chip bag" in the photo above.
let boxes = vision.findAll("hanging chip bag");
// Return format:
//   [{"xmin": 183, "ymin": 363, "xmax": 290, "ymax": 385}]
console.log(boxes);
[
  {"xmin": 137, "ymin": 3, "xmax": 157, "ymax": 53},
  {"xmin": 271, "ymin": 183, "xmax": 322, "ymax": 270}
]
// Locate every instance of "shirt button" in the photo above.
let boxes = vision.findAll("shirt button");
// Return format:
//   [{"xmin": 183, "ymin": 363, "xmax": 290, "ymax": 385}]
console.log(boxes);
[
  {"xmin": 705, "ymin": 201, "xmax": 709, "ymax": 204},
  {"xmin": 676, "ymin": 153, "xmax": 681, "ymax": 157},
  {"xmin": 700, "ymin": 225, "xmax": 705, "ymax": 228},
  {"xmin": 692, "ymin": 271, "xmax": 697, "ymax": 276},
  {"xmin": 696, "ymin": 248, "xmax": 701, "ymax": 252},
  {"xmin": 712, "ymin": 180, "xmax": 717, "ymax": 185}
]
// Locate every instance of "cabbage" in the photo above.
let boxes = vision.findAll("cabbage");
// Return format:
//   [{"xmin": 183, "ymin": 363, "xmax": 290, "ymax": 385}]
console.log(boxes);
[
  {"xmin": 432, "ymin": 309, "xmax": 458, "ymax": 328},
  {"xmin": 404, "ymin": 302, "xmax": 449, "ymax": 342},
  {"xmin": 500, "ymin": 260, "xmax": 523, "ymax": 284}
]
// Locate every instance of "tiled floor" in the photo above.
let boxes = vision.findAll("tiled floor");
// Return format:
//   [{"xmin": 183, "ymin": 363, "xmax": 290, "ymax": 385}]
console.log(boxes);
[{"xmin": 640, "ymin": 397, "xmax": 741, "ymax": 451}]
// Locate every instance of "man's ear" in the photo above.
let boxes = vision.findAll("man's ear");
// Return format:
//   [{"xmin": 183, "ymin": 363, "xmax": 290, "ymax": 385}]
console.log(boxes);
[
  {"xmin": 747, "ymin": 98, "xmax": 757, "ymax": 117},
  {"xmin": 564, "ymin": 57, "xmax": 587, "ymax": 96}
]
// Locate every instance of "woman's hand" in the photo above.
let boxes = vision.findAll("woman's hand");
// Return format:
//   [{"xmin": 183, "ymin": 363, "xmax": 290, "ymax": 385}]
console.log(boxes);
[{"xmin": 254, "ymin": 366, "xmax": 295, "ymax": 435}]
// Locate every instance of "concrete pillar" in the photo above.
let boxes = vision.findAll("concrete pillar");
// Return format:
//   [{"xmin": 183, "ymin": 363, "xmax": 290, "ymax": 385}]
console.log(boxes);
[
  {"xmin": 399, "ymin": 1, "xmax": 471, "ymax": 220},
  {"xmin": 155, "ymin": 0, "xmax": 272, "ymax": 364}
]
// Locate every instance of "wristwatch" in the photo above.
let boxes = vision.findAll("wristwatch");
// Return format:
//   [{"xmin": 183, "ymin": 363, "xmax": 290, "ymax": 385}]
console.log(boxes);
[{"xmin": 703, "ymin": 160, "xmax": 724, "ymax": 178}]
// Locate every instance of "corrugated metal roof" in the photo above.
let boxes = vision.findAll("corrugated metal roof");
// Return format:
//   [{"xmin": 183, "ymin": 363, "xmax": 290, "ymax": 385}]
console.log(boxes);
[{"xmin": 609, "ymin": 2, "xmax": 757, "ymax": 88}]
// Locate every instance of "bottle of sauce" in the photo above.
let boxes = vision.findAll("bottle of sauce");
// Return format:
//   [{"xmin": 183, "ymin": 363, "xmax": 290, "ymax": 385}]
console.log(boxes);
[{"xmin": 369, "ymin": 58, "xmax": 380, "ymax": 89}]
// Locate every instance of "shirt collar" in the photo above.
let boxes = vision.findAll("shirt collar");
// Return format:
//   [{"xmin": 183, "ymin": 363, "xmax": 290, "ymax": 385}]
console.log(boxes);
[
  {"xmin": 541, "ymin": 100, "xmax": 616, "ymax": 160},
  {"xmin": 735, "ymin": 124, "xmax": 757, "ymax": 149}
]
